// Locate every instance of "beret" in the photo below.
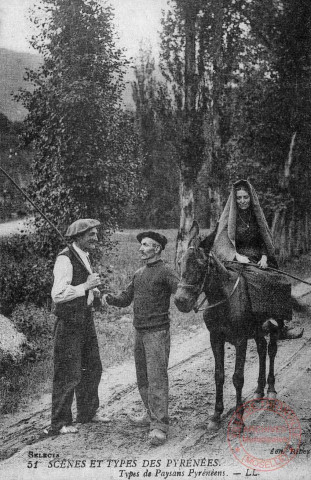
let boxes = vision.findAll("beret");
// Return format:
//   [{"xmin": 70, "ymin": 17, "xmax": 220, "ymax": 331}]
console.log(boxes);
[
  {"xmin": 136, "ymin": 231, "xmax": 168, "ymax": 250},
  {"xmin": 65, "ymin": 218, "xmax": 101, "ymax": 238}
]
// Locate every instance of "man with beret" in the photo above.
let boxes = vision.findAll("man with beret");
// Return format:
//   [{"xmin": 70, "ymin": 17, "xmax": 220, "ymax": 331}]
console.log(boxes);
[
  {"xmin": 45, "ymin": 218, "xmax": 105, "ymax": 435},
  {"xmin": 103, "ymin": 231, "xmax": 179, "ymax": 445}
]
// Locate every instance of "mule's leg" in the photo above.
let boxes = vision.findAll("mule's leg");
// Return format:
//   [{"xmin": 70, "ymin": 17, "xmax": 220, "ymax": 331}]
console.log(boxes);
[
  {"xmin": 267, "ymin": 332, "xmax": 278, "ymax": 400},
  {"xmin": 207, "ymin": 331, "xmax": 225, "ymax": 431},
  {"xmin": 232, "ymin": 338, "xmax": 248, "ymax": 429},
  {"xmin": 253, "ymin": 332, "xmax": 267, "ymax": 400}
]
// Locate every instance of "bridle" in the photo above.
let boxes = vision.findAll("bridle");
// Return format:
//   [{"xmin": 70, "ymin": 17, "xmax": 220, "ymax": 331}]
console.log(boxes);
[
  {"xmin": 177, "ymin": 246, "xmax": 210, "ymax": 293},
  {"xmin": 177, "ymin": 247, "xmax": 211, "ymax": 312},
  {"xmin": 178, "ymin": 247, "xmax": 241, "ymax": 313}
]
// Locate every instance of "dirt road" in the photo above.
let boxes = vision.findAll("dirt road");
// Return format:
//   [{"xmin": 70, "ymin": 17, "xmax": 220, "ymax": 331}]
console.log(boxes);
[
  {"xmin": 0, "ymin": 286, "xmax": 310, "ymax": 480},
  {"xmin": 0, "ymin": 218, "xmax": 33, "ymax": 237}
]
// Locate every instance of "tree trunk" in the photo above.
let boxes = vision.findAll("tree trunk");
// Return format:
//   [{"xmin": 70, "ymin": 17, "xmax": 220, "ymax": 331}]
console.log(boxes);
[
  {"xmin": 175, "ymin": 2, "xmax": 200, "ymax": 270},
  {"xmin": 175, "ymin": 177, "xmax": 195, "ymax": 266},
  {"xmin": 272, "ymin": 202, "xmax": 311, "ymax": 262},
  {"xmin": 272, "ymin": 207, "xmax": 288, "ymax": 262},
  {"xmin": 208, "ymin": 186, "xmax": 222, "ymax": 229},
  {"xmin": 201, "ymin": 0, "xmax": 225, "ymax": 228},
  {"xmin": 280, "ymin": 132, "xmax": 296, "ymax": 189},
  {"xmin": 272, "ymin": 132, "xmax": 300, "ymax": 261}
]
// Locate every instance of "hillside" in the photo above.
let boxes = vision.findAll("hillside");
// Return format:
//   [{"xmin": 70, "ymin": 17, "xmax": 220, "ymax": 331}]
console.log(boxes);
[{"xmin": 0, "ymin": 47, "xmax": 137, "ymax": 121}]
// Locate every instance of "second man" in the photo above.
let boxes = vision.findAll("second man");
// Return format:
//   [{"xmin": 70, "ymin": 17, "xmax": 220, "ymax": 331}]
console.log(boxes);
[{"xmin": 104, "ymin": 231, "xmax": 179, "ymax": 446}]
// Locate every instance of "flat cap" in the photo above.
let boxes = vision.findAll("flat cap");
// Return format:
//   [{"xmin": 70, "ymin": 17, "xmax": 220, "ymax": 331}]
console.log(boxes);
[
  {"xmin": 65, "ymin": 218, "xmax": 101, "ymax": 238},
  {"xmin": 137, "ymin": 231, "xmax": 168, "ymax": 250}
]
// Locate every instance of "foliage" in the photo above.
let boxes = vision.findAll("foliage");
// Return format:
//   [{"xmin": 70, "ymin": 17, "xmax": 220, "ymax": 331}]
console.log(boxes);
[
  {"xmin": 128, "ymin": 43, "xmax": 179, "ymax": 228},
  {"xmin": 16, "ymin": 0, "xmax": 143, "ymax": 257},
  {"xmin": 0, "ymin": 114, "xmax": 31, "ymax": 220},
  {"xmin": 226, "ymin": 0, "xmax": 311, "ymax": 220},
  {"xmin": 0, "ymin": 304, "xmax": 53, "ymax": 414},
  {"xmin": 0, "ymin": 234, "xmax": 53, "ymax": 315},
  {"xmin": 11, "ymin": 303, "xmax": 54, "ymax": 347},
  {"xmin": 160, "ymin": 0, "xmax": 206, "ymax": 184},
  {"xmin": 158, "ymin": 0, "xmax": 311, "ymax": 248}
]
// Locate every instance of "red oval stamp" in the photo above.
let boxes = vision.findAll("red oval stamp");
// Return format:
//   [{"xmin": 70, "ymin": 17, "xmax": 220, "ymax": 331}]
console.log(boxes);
[{"xmin": 227, "ymin": 398, "xmax": 301, "ymax": 472}]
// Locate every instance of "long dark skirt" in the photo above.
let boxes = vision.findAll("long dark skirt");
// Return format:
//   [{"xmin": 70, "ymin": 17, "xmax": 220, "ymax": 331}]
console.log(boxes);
[{"xmin": 226, "ymin": 264, "xmax": 292, "ymax": 320}]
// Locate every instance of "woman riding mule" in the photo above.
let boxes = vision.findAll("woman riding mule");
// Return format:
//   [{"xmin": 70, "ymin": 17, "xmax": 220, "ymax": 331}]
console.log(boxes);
[
  {"xmin": 174, "ymin": 180, "xmax": 304, "ymax": 431},
  {"xmin": 175, "ymin": 222, "xmax": 280, "ymax": 431},
  {"xmin": 213, "ymin": 179, "xmax": 303, "ymax": 340}
]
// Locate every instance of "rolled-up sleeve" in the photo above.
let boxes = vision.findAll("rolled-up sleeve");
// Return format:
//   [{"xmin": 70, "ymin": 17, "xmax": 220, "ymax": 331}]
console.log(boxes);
[{"xmin": 52, "ymin": 255, "xmax": 86, "ymax": 304}]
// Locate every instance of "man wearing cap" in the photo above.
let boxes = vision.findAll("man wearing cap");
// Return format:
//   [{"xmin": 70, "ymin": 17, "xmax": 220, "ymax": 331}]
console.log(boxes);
[
  {"xmin": 103, "ymin": 231, "xmax": 179, "ymax": 445},
  {"xmin": 46, "ymin": 218, "xmax": 104, "ymax": 435}
]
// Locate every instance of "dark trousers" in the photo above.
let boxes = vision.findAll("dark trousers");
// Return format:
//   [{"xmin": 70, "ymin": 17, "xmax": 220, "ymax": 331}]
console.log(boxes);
[
  {"xmin": 51, "ymin": 308, "xmax": 102, "ymax": 432},
  {"xmin": 134, "ymin": 328, "xmax": 170, "ymax": 433}
]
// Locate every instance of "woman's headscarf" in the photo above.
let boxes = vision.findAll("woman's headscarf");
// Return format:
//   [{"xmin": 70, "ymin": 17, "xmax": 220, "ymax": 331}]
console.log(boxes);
[{"xmin": 213, "ymin": 179, "xmax": 276, "ymax": 262}]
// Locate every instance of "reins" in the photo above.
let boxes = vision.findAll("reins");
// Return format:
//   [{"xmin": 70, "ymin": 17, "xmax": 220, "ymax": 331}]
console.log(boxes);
[
  {"xmin": 177, "ymin": 246, "xmax": 209, "ymax": 296},
  {"xmin": 193, "ymin": 274, "xmax": 241, "ymax": 313}
]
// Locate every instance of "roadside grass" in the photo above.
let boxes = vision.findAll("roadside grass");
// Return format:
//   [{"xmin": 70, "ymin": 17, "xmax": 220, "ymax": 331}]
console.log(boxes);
[
  {"xmin": 1, "ymin": 228, "xmax": 311, "ymax": 414},
  {"xmin": 0, "ymin": 304, "xmax": 54, "ymax": 414}
]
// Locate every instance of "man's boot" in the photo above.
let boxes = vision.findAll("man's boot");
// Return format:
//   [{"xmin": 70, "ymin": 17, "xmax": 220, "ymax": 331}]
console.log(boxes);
[
  {"xmin": 149, "ymin": 428, "xmax": 167, "ymax": 446},
  {"xmin": 128, "ymin": 410, "xmax": 151, "ymax": 426}
]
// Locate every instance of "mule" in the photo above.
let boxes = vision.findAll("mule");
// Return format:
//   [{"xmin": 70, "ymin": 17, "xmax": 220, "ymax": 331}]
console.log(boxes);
[{"xmin": 174, "ymin": 221, "xmax": 280, "ymax": 431}]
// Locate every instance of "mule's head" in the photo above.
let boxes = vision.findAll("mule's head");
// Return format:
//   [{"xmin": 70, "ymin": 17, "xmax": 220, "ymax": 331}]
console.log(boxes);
[{"xmin": 174, "ymin": 222, "xmax": 209, "ymax": 313}]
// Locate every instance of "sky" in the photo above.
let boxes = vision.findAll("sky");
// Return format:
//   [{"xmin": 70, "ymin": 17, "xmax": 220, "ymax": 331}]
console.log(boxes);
[{"xmin": 0, "ymin": 0, "xmax": 168, "ymax": 58}]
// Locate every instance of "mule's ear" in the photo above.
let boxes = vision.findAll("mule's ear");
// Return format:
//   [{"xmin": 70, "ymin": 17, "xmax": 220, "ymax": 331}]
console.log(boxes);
[
  {"xmin": 200, "ymin": 222, "xmax": 218, "ymax": 253},
  {"xmin": 188, "ymin": 220, "xmax": 200, "ymax": 246}
]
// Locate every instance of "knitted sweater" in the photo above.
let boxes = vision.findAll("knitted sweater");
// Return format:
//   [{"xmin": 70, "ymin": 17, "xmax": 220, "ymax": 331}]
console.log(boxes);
[{"xmin": 107, "ymin": 260, "xmax": 179, "ymax": 330}]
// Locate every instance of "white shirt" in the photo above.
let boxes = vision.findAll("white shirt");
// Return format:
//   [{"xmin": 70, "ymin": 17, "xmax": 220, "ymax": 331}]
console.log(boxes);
[{"xmin": 51, "ymin": 243, "xmax": 95, "ymax": 305}]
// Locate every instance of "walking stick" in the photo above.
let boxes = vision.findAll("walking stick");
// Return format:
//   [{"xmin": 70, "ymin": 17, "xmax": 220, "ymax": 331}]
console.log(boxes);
[{"xmin": 230, "ymin": 260, "xmax": 311, "ymax": 286}]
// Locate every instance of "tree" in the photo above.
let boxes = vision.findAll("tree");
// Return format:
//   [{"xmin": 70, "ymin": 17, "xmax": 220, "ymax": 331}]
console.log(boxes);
[
  {"xmin": 228, "ymin": 0, "xmax": 311, "ymax": 259},
  {"xmin": 160, "ymin": 0, "xmax": 262, "ymax": 264},
  {"xmin": 160, "ymin": 0, "xmax": 206, "ymax": 267},
  {"xmin": 130, "ymin": 42, "xmax": 179, "ymax": 228},
  {"xmin": 160, "ymin": 0, "xmax": 311, "ymax": 262},
  {"xmin": 17, "ymin": 0, "xmax": 143, "ymax": 257},
  {"xmin": 0, "ymin": 114, "xmax": 31, "ymax": 220}
]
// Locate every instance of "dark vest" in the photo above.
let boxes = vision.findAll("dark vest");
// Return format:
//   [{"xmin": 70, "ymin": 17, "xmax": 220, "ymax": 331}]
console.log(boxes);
[{"xmin": 54, "ymin": 248, "xmax": 90, "ymax": 319}]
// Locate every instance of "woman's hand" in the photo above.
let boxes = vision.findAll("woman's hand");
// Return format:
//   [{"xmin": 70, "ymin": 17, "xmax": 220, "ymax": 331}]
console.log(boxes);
[
  {"xmin": 257, "ymin": 255, "xmax": 268, "ymax": 269},
  {"xmin": 235, "ymin": 253, "xmax": 250, "ymax": 264}
]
